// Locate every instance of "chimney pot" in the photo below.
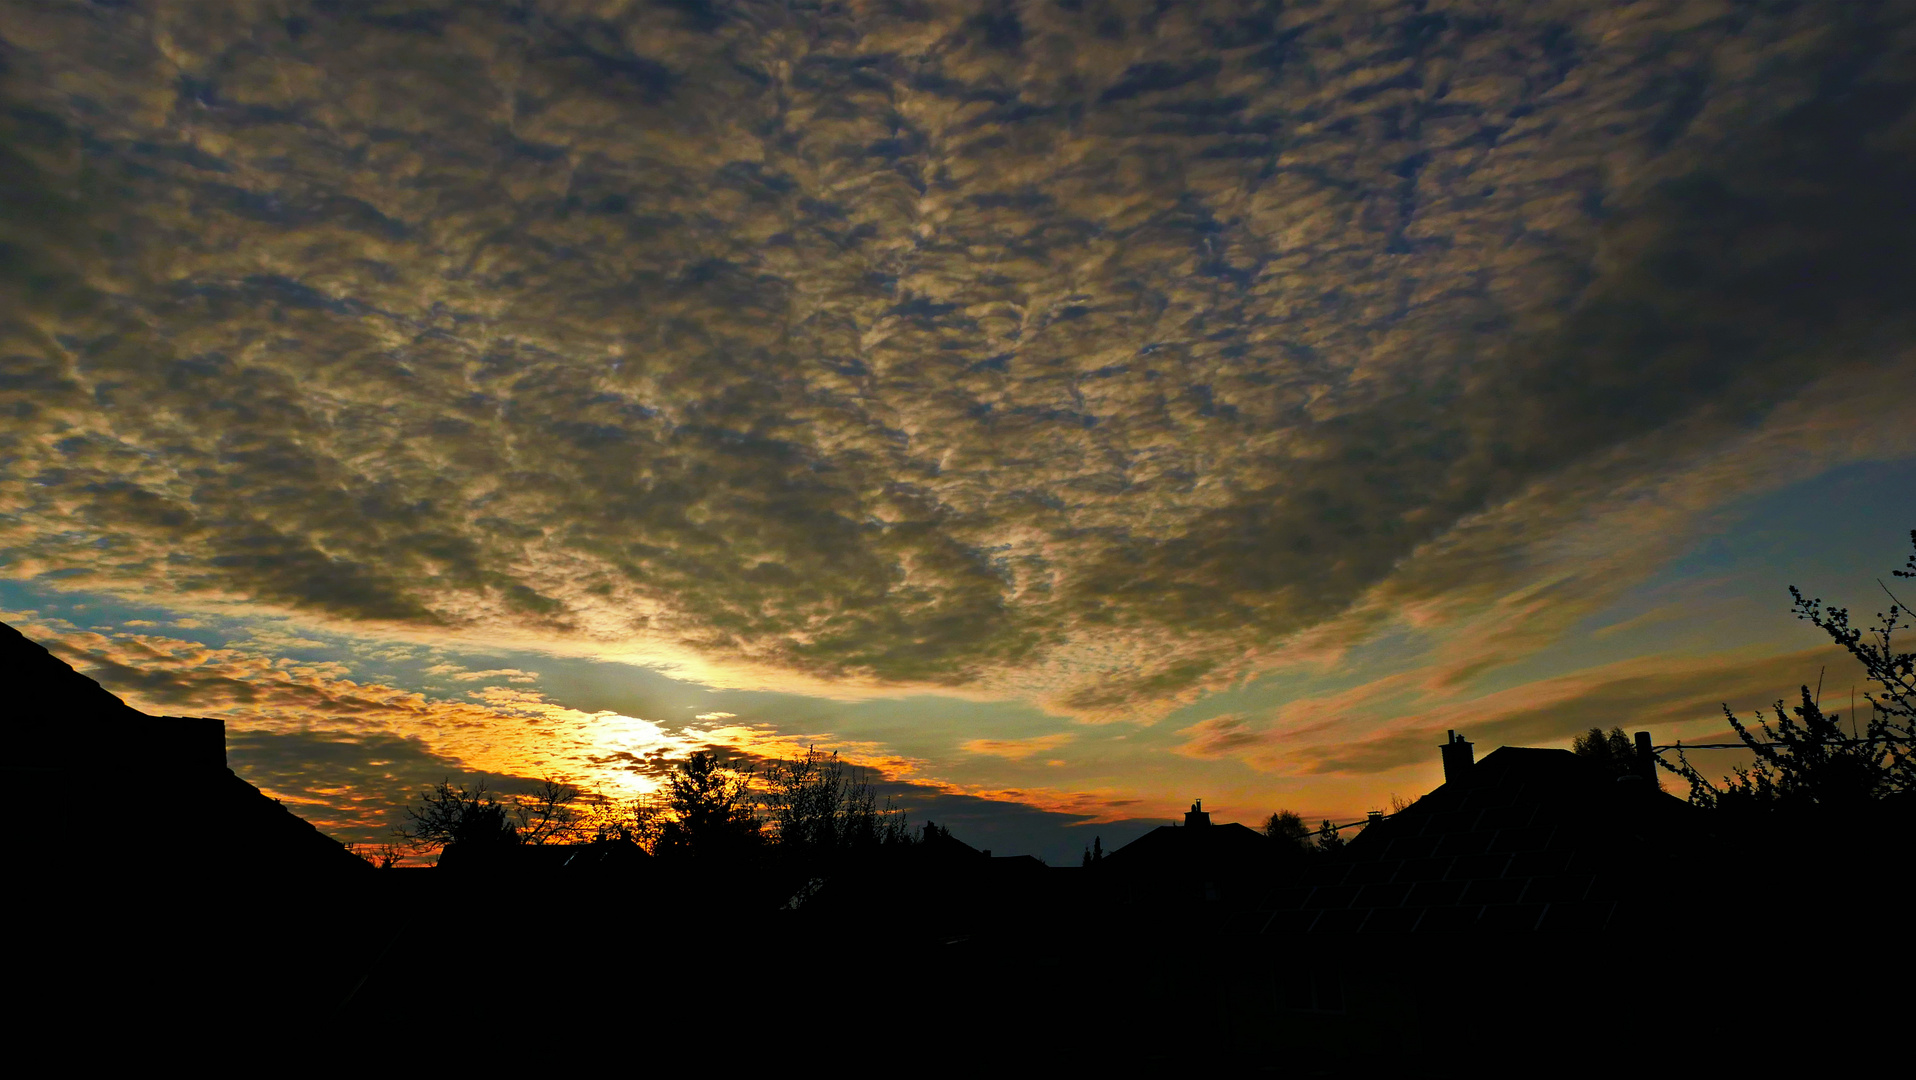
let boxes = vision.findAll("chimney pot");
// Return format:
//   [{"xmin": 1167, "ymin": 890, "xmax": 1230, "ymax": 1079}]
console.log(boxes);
[
  {"xmin": 1440, "ymin": 732, "xmax": 1474, "ymax": 784},
  {"xmin": 1633, "ymin": 730, "xmax": 1657, "ymax": 785}
]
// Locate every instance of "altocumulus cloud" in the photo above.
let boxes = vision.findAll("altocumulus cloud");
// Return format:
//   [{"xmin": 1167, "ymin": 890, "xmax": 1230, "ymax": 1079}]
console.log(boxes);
[{"xmin": 4, "ymin": 1, "xmax": 1916, "ymax": 718}]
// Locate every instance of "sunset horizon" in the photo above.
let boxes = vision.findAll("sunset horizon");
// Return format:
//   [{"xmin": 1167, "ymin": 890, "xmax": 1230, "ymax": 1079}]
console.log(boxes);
[{"xmin": 6, "ymin": 0, "xmax": 1916, "ymax": 867}]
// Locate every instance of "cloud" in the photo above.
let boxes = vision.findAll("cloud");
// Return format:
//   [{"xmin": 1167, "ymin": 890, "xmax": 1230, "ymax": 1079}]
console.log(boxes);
[
  {"xmin": 898, "ymin": 779, "xmax": 1151, "ymax": 829},
  {"xmin": 1182, "ymin": 643, "xmax": 1872, "ymax": 776},
  {"xmin": 3, "ymin": 1, "xmax": 1914, "ymax": 720},
  {"xmin": 223, "ymin": 725, "xmax": 544, "ymax": 850},
  {"xmin": 1173, "ymin": 714, "xmax": 1265, "ymax": 760},
  {"xmin": 960, "ymin": 732, "xmax": 1075, "ymax": 761},
  {"xmin": 19, "ymin": 619, "xmax": 677, "ymax": 794},
  {"xmin": 450, "ymin": 667, "xmax": 540, "ymax": 683},
  {"xmin": 19, "ymin": 618, "xmax": 1038, "ymax": 833},
  {"xmin": 33, "ymin": 608, "xmax": 1150, "ymax": 859}
]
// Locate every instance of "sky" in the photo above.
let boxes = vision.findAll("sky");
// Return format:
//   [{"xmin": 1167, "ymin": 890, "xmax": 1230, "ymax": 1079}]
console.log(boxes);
[{"xmin": 3, "ymin": 0, "xmax": 1915, "ymax": 865}]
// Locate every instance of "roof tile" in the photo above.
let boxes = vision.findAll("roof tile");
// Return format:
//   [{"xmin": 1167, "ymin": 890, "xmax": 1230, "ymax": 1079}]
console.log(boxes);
[
  {"xmin": 1477, "ymin": 903, "xmax": 1546, "ymax": 931},
  {"xmin": 1538, "ymin": 900, "xmax": 1616, "ymax": 931},
  {"xmin": 1302, "ymin": 862, "xmax": 1352, "ymax": 886},
  {"xmin": 1265, "ymin": 910, "xmax": 1321, "ymax": 934},
  {"xmin": 1506, "ymin": 849, "xmax": 1574, "ymax": 877},
  {"xmin": 1523, "ymin": 874, "xmax": 1594, "ymax": 904},
  {"xmin": 1448, "ymin": 853, "xmax": 1511, "ymax": 879},
  {"xmin": 1353, "ymin": 882, "xmax": 1412, "ymax": 908},
  {"xmin": 1415, "ymin": 904, "xmax": 1482, "ymax": 932},
  {"xmin": 1397, "ymin": 856, "xmax": 1455, "ymax": 881},
  {"xmin": 1311, "ymin": 908, "xmax": 1369, "ymax": 933},
  {"xmin": 1407, "ymin": 879, "xmax": 1466, "ymax": 906},
  {"xmin": 1478, "ymin": 805, "xmax": 1536, "ymax": 830},
  {"xmin": 1462, "ymin": 877, "xmax": 1526, "ymax": 905},
  {"xmin": 1436, "ymin": 831, "xmax": 1495, "ymax": 857},
  {"xmin": 1263, "ymin": 885, "xmax": 1313, "ymax": 910},
  {"xmin": 1345, "ymin": 859, "xmax": 1401, "ymax": 885},
  {"xmin": 1361, "ymin": 905, "xmax": 1423, "ymax": 932},
  {"xmin": 1383, "ymin": 835, "xmax": 1439, "ymax": 859},
  {"xmin": 1305, "ymin": 884, "xmax": 1361, "ymax": 909},
  {"xmin": 1490, "ymin": 826, "xmax": 1555, "ymax": 852},
  {"xmin": 1462, "ymin": 787, "xmax": 1518, "ymax": 810}
]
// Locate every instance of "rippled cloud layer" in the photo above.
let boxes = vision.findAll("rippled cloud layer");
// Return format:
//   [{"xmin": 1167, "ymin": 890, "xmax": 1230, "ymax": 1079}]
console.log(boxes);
[{"xmin": 5, "ymin": 1, "xmax": 1916, "ymax": 725}]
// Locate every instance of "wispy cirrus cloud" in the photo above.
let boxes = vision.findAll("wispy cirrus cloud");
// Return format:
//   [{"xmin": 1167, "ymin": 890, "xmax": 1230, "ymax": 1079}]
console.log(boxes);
[{"xmin": 1178, "ymin": 643, "xmax": 1870, "ymax": 777}]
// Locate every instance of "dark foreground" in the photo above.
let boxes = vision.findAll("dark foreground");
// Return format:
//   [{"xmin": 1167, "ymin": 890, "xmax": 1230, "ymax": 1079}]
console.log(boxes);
[{"xmin": 13, "ymin": 855, "xmax": 1903, "ymax": 1075}]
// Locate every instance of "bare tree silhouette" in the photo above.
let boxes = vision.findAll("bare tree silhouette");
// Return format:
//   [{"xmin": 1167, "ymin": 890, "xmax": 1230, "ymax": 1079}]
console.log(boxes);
[
  {"xmin": 1786, "ymin": 527, "xmax": 1916, "ymax": 790},
  {"xmin": 763, "ymin": 745, "xmax": 910, "ymax": 861},
  {"xmin": 1668, "ymin": 530, "xmax": 1916, "ymax": 810}
]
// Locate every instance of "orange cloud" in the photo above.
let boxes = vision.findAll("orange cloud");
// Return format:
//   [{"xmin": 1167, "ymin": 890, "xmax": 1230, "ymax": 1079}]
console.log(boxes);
[{"xmin": 960, "ymin": 733, "xmax": 1076, "ymax": 761}]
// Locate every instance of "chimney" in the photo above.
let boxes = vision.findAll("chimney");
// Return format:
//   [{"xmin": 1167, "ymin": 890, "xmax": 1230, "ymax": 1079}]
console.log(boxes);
[
  {"xmin": 1440, "ymin": 730, "xmax": 1474, "ymax": 785},
  {"xmin": 1185, "ymin": 799, "xmax": 1212, "ymax": 827},
  {"xmin": 1633, "ymin": 731, "xmax": 1657, "ymax": 785}
]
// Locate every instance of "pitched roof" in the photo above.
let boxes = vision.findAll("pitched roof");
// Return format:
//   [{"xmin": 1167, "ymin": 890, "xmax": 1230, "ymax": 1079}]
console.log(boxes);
[
  {"xmin": 2, "ymin": 620, "xmax": 226, "ymax": 772},
  {"xmin": 1256, "ymin": 747, "xmax": 1704, "ymax": 934},
  {"xmin": 3, "ymin": 619, "xmax": 367, "ymax": 876},
  {"xmin": 1101, "ymin": 820, "xmax": 1274, "ymax": 872},
  {"xmin": 2, "ymin": 621, "xmax": 148, "ymax": 720}
]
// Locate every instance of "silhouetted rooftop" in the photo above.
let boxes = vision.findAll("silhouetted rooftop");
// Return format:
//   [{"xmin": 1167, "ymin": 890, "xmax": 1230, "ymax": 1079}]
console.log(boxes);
[
  {"xmin": 1102, "ymin": 819, "xmax": 1273, "ymax": 871},
  {"xmin": 2, "ymin": 620, "xmax": 226, "ymax": 772},
  {"xmin": 3, "ymin": 619, "xmax": 367, "ymax": 876},
  {"xmin": 1255, "ymin": 746, "xmax": 1704, "ymax": 934}
]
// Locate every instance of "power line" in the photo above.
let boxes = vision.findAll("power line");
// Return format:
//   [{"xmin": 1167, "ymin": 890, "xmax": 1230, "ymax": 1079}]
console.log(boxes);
[
  {"xmin": 1653, "ymin": 737, "xmax": 1908, "ymax": 750},
  {"xmin": 1314, "ymin": 809, "xmax": 1397, "ymax": 837}
]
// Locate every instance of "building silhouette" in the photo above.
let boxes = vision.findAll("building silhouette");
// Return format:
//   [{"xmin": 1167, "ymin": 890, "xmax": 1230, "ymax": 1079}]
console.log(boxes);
[
  {"xmin": 1252, "ymin": 734, "xmax": 1705, "ymax": 935},
  {"xmin": 1, "ymin": 620, "xmax": 367, "ymax": 878},
  {"xmin": 1096, "ymin": 797, "xmax": 1299, "ymax": 911}
]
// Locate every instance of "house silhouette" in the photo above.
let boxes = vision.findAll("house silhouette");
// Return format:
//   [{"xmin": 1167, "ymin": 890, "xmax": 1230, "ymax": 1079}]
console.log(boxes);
[
  {"xmin": 1227, "ymin": 731, "xmax": 1743, "ymax": 1070},
  {"xmin": 1253, "ymin": 734, "xmax": 1706, "ymax": 935},
  {"xmin": 5, "ymin": 620, "xmax": 381, "ymax": 1034},
  {"xmin": 1, "ymin": 620, "xmax": 368, "ymax": 878},
  {"xmin": 1097, "ymin": 797, "xmax": 1298, "ymax": 910}
]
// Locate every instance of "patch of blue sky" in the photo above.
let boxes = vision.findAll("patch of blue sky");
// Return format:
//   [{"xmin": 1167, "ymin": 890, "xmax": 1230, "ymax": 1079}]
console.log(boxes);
[
  {"xmin": 0, "ymin": 580, "xmax": 243, "ymax": 648},
  {"xmin": 1475, "ymin": 457, "xmax": 1916, "ymax": 697}
]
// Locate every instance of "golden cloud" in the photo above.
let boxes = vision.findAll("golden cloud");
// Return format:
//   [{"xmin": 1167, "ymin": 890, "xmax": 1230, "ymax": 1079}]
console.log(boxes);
[{"xmin": 960, "ymin": 732, "xmax": 1077, "ymax": 761}]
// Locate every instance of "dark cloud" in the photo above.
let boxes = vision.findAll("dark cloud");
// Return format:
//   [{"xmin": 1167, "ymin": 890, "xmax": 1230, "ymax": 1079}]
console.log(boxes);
[{"xmin": 4, "ymin": 1, "xmax": 1913, "ymax": 710}]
